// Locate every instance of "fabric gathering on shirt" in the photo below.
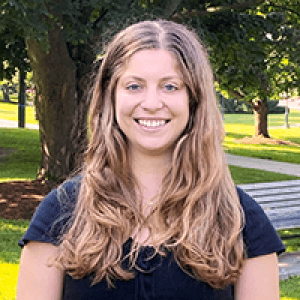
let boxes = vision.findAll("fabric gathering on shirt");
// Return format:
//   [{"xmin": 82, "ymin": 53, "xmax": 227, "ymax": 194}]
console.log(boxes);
[{"xmin": 18, "ymin": 176, "xmax": 285, "ymax": 300}]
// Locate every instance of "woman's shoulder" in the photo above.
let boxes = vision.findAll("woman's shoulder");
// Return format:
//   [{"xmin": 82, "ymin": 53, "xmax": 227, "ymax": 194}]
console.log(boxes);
[
  {"xmin": 18, "ymin": 175, "xmax": 82, "ymax": 247},
  {"xmin": 56, "ymin": 175, "xmax": 82, "ymax": 209}
]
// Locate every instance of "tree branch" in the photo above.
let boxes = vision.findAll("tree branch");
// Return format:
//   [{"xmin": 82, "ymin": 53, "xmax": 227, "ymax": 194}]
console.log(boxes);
[
  {"xmin": 268, "ymin": 1, "xmax": 300, "ymax": 17},
  {"xmin": 91, "ymin": 8, "xmax": 109, "ymax": 30},
  {"xmin": 92, "ymin": 0, "xmax": 137, "ymax": 29},
  {"xmin": 172, "ymin": 0, "xmax": 264, "ymax": 19},
  {"xmin": 215, "ymin": 76, "xmax": 245, "ymax": 100},
  {"xmin": 228, "ymin": 90, "xmax": 245, "ymax": 100},
  {"xmin": 163, "ymin": 0, "xmax": 183, "ymax": 18}
]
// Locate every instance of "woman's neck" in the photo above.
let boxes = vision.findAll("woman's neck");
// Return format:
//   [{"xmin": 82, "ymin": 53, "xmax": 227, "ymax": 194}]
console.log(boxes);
[
  {"xmin": 128, "ymin": 150, "xmax": 171, "ymax": 244},
  {"xmin": 129, "ymin": 150, "xmax": 170, "ymax": 188}
]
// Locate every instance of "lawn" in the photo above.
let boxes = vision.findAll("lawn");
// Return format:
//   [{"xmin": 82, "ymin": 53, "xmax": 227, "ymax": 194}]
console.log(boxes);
[
  {"xmin": 224, "ymin": 111, "xmax": 300, "ymax": 164},
  {"xmin": 0, "ymin": 111, "xmax": 299, "ymax": 299},
  {"xmin": 0, "ymin": 101, "xmax": 38, "ymax": 126},
  {"xmin": 0, "ymin": 219, "xmax": 29, "ymax": 300},
  {"xmin": 0, "ymin": 128, "xmax": 40, "ymax": 181}
]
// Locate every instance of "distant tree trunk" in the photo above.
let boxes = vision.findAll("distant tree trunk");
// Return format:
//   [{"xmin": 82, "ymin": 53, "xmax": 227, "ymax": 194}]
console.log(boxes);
[
  {"xmin": 2, "ymin": 85, "xmax": 11, "ymax": 102},
  {"xmin": 18, "ymin": 68, "xmax": 26, "ymax": 128},
  {"xmin": 27, "ymin": 25, "xmax": 94, "ymax": 181},
  {"xmin": 252, "ymin": 97, "xmax": 270, "ymax": 138}
]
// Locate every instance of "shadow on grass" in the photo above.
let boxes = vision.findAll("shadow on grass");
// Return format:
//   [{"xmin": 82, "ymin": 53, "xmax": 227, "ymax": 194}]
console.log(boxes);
[
  {"xmin": 225, "ymin": 132, "xmax": 252, "ymax": 139},
  {"xmin": 0, "ymin": 219, "xmax": 29, "ymax": 264},
  {"xmin": 225, "ymin": 144, "xmax": 300, "ymax": 164},
  {"xmin": 230, "ymin": 165, "xmax": 299, "ymax": 185}
]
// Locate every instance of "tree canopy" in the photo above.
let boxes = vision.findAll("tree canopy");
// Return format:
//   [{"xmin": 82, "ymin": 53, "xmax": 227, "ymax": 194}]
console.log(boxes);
[
  {"xmin": 2, "ymin": 0, "xmax": 299, "ymax": 96},
  {"xmin": 1, "ymin": 0, "xmax": 299, "ymax": 179}
]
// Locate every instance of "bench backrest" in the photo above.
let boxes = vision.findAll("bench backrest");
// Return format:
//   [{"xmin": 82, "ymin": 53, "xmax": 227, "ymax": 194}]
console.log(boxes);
[{"xmin": 239, "ymin": 180, "xmax": 300, "ymax": 230}]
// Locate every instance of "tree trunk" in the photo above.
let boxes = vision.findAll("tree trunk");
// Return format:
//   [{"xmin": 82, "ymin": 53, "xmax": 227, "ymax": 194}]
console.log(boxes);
[
  {"xmin": 26, "ymin": 26, "xmax": 91, "ymax": 182},
  {"xmin": 252, "ymin": 97, "xmax": 270, "ymax": 138},
  {"xmin": 2, "ymin": 85, "xmax": 11, "ymax": 102}
]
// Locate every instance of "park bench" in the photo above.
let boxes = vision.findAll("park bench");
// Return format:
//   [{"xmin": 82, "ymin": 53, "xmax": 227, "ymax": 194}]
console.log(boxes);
[{"xmin": 239, "ymin": 180, "xmax": 300, "ymax": 237}]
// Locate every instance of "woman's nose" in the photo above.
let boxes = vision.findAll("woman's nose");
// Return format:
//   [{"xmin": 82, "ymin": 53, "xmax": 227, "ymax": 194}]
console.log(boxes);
[{"xmin": 140, "ymin": 87, "xmax": 164, "ymax": 111}]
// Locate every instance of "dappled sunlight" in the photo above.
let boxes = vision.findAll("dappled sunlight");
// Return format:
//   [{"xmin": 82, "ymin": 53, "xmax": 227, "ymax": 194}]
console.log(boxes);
[
  {"xmin": 0, "ymin": 219, "xmax": 29, "ymax": 299},
  {"xmin": 0, "ymin": 102, "xmax": 38, "ymax": 125},
  {"xmin": 223, "ymin": 117, "xmax": 300, "ymax": 164},
  {"xmin": 0, "ymin": 263, "xmax": 19, "ymax": 298}
]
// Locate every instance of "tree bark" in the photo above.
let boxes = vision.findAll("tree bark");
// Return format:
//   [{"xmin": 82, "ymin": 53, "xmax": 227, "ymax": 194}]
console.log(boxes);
[
  {"xmin": 27, "ymin": 26, "xmax": 91, "ymax": 181},
  {"xmin": 252, "ymin": 97, "xmax": 270, "ymax": 138}
]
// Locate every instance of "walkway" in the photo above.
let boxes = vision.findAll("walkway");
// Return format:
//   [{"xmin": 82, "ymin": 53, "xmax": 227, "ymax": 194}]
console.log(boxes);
[
  {"xmin": 226, "ymin": 154, "xmax": 300, "ymax": 177},
  {"xmin": 0, "ymin": 118, "xmax": 39, "ymax": 130}
]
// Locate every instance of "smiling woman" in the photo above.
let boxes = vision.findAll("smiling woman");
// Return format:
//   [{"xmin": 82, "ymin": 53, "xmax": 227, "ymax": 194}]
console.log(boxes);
[{"xmin": 17, "ymin": 20, "xmax": 284, "ymax": 300}]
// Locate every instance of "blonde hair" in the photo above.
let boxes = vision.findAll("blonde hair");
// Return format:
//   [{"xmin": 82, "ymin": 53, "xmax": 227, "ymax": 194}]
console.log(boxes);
[{"xmin": 55, "ymin": 20, "xmax": 245, "ymax": 289}]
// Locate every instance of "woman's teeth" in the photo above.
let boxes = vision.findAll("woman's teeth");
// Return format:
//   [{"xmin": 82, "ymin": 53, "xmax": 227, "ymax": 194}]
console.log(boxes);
[{"xmin": 137, "ymin": 119, "xmax": 167, "ymax": 127}]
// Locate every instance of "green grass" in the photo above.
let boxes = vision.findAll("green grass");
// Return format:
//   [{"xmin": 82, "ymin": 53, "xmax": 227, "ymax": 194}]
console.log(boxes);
[
  {"xmin": 224, "ymin": 111, "xmax": 300, "ymax": 164},
  {"xmin": 0, "ymin": 128, "xmax": 40, "ymax": 182},
  {"xmin": 280, "ymin": 277, "xmax": 300, "ymax": 300},
  {"xmin": 0, "ymin": 102, "xmax": 38, "ymax": 125},
  {"xmin": 224, "ymin": 110, "xmax": 300, "ymax": 127},
  {"xmin": 269, "ymin": 111, "xmax": 300, "ymax": 128},
  {"xmin": 0, "ymin": 219, "xmax": 29, "ymax": 300},
  {"xmin": 278, "ymin": 228, "xmax": 300, "ymax": 252},
  {"xmin": 230, "ymin": 165, "xmax": 299, "ymax": 185}
]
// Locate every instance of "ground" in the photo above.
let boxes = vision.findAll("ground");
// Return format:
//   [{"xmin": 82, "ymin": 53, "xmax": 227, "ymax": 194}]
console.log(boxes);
[
  {"xmin": 0, "ymin": 180, "xmax": 52, "ymax": 220},
  {"xmin": 237, "ymin": 136, "xmax": 300, "ymax": 146},
  {"xmin": 0, "ymin": 147, "xmax": 54, "ymax": 220}
]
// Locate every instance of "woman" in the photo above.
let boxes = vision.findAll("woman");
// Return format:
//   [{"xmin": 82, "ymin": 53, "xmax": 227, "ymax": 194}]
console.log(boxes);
[{"xmin": 17, "ymin": 20, "xmax": 284, "ymax": 300}]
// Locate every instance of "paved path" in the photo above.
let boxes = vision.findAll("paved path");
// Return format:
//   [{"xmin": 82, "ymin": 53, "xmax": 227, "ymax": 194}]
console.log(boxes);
[
  {"xmin": 0, "ymin": 118, "xmax": 39, "ymax": 130},
  {"xmin": 226, "ymin": 154, "xmax": 300, "ymax": 177},
  {"xmin": 278, "ymin": 251, "xmax": 300, "ymax": 280},
  {"xmin": 1, "ymin": 118, "xmax": 299, "ymax": 279}
]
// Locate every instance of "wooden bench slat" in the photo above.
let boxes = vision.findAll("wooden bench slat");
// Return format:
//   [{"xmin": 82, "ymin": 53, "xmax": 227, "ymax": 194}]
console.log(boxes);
[
  {"xmin": 242, "ymin": 187, "xmax": 300, "ymax": 197},
  {"xmin": 239, "ymin": 180, "xmax": 300, "ymax": 190},
  {"xmin": 252, "ymin": 194, "xmax": 300, "ymax": 203},
  {"xmin": 258, "ymin": 207, "xmax": 300, "ymax": 216},
  {"xmin": 259, "ymin": 199, "xmax": 300, "ymax": 209},
  {"xmin": 238, "ymin": 180, "xmax": 300, "ymax": 230},
  {"xmin": 270, "ymin": 220, "xmax": 300, "ymax": 230}
]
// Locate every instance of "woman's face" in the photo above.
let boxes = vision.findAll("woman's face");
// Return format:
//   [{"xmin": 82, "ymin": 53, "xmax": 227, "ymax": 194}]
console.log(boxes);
[{"xmin": 115, "ymin": 49, "xmax": 189, "ymax": 158}]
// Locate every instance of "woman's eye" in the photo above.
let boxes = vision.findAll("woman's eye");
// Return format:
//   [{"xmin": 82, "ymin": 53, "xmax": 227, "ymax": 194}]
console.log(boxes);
[
  {"xmin": 164, "ymin": 84, "xmax": 178, "ymax": 91},
  {"xmin": 126, "ymin": 83, "xmax": 141, "ymax": 91}
]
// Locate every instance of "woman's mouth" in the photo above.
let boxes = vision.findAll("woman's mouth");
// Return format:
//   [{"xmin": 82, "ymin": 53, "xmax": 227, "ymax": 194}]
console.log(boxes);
[{"xmin": 135, "ymin": 119, "xmax": 170, "ymax": 128}]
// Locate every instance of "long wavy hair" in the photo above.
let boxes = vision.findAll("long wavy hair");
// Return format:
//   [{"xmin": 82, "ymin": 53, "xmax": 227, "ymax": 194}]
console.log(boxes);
[{"xmin": 54, "ymin": 20, "xmax": 245, "ymax": 289}]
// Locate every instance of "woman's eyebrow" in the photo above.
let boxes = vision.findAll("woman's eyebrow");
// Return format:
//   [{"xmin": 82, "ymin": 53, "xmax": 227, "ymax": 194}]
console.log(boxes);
[
  {"xmin": 121, "ymin": 74, "xmax": 182, "ymax": 81},
  {"xmin": 120, "ymin": 75, "xmax": 144, "ymax": 81}
]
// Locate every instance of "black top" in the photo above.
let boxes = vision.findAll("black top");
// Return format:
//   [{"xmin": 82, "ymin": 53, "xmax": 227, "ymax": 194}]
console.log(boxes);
[{"xmin": 19, "ymin": 177, "xmax": 285, "ymax": 300}]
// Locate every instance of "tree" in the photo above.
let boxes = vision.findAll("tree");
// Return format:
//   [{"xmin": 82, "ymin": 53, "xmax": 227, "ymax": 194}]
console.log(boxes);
[
  {"xmin": 0, "ymin": 1, "xmax": 30, "ymax": 128},
  {"xmin": 1, "ymin": 0, "xmax": 169, "ymax": 181},
  {"xmin": 188, "ymin": 0, "xmax": 300, "ymax": 137},
  {"xmin": 1, "ymin": 0, "xmax": 299, "ymax": 180}
]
